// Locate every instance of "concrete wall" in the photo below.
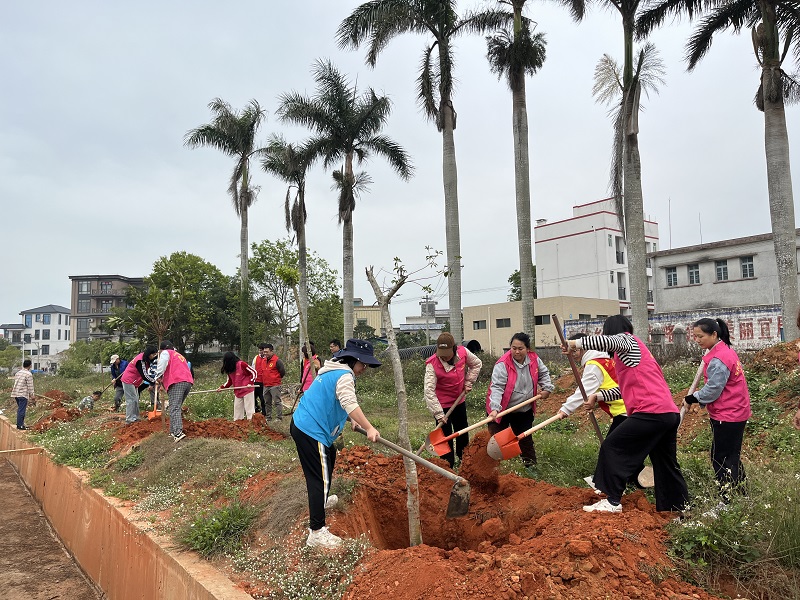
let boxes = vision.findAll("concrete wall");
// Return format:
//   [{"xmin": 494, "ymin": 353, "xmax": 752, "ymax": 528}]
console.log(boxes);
[{"xmin": 0, "ymin": 418, "xmax": 251, "ymax": 600}]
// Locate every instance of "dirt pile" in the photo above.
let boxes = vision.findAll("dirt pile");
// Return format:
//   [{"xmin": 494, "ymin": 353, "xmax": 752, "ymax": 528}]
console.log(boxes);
[
  {"xmin": 747, "ymin": 340, "xmax": 799, "ymax": 374},
  {"xmin": 333, "ymin": 445, "xmax": 723, "ymax": 600}
]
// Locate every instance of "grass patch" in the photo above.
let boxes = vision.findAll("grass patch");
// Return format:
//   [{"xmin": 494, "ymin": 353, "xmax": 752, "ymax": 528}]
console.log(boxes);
[
  {"xmin": 179, "ymin": 501, "xmax": 259, "ymax": 557},
  {"xmin": 89, "ymin": 471, "xmax": 138, "ymax": 500},
  {"xmin": 30, "ymin": 422, "xmax": 113, "ymax": 469},
  {"xmin": 114, "ymin": 449, "xmax": 145, "ymax": 472}
]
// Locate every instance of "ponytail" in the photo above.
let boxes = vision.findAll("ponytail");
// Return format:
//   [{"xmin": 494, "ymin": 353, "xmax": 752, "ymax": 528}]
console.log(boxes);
[{"xmin": 693, "ymin": 317, "xmax": 731, "ymax": 346}]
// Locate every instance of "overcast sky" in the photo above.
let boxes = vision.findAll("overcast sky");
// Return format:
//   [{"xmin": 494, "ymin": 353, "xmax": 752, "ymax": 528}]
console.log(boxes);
[{"xmin": 2, "ymin": 1, "xmax": 797, "ymax": 330}]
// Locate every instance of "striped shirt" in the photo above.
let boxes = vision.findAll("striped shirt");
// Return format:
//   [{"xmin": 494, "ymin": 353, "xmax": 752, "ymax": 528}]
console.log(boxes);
[
  {"xmin": 12, "ymin": 369, "xmax": 34, "ymax": 400},
  {"xmin": 576, "ymin": 333, "xmax": 642, "ymax": 403}
]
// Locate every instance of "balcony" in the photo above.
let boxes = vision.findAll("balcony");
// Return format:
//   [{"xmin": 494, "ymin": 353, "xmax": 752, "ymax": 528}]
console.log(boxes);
[
  {"xmin": 91, "ymin": 288, "xmax": 127, "ymax": 297},
  {"xmin": 618, "ymin": 287, "xmax": 627, "ymax": 301},
  {"xmin": 615, "ymin": 251, "xmax": 625, "ymax": 264},
  {"xmin": 647, "ymin": 290, "xmax": 654, "ymax": 303}
]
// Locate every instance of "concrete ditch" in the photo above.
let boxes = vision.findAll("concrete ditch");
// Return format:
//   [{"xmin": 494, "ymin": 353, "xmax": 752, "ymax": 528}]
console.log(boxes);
[{"xmin": 0, "ymin": 417, "xmax": 251, "ymax": 600}]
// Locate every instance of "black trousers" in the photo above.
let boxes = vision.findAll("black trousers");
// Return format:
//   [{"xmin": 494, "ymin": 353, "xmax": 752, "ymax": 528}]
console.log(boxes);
[
  {"xmin": 436, "ymin": 401, "xmax": 469, "ymax": 467},
  {"xmin": 487, "ymin": 408, "xmax": 537, "ymax": 467},
  {"xmin": 594, "ymin": 412, "xmax": 689, "ymax": 511},
  {"xmin": 710, "ymin": 419, "xmax": 747, "ymax": 502},
  {"xmin": 253, "ymin": 383, "xmax": 265, "ymax": 414},
  {"xmin": 291, "ymin": 419, "xmax": 336, "ymax": 531}
]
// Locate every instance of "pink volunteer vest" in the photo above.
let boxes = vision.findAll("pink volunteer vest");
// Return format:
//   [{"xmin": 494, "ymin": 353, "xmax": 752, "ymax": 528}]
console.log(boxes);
[
  {"xmin": 121, "ymin": 353, "xmax": 146, "ymax": 386},
  {"xmin": 426, "ymin": 346, "xmax": 467, "ymax": 409},
  {"xmin": 613, "ymin": 334, "xmax": 678, "ymax": 415},
  {"xmin": 485, "ymin": 350, "xmax": 539, "ymax": 414},
  {"xmin": 703, "ymin": 342, "xmax": 752, "ymax": 422},
  {"xmin": 162, "ymin": 349, "xmax": 194, "ymax": 388}
]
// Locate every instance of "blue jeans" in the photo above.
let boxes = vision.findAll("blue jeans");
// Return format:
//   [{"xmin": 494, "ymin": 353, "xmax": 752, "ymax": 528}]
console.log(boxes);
[{"xmin": 15, "ymin": 396, "xmax": 28, "ymax": 428}]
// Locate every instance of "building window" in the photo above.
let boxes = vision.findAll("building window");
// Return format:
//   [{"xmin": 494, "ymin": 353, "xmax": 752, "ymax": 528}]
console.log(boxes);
[
  {"xmin": 66, "ymin": 330, "xmax": 70, "ymax": 340},
  {"xmin": 35, "ymin": 313, "xmax": 41, "ymax": 322},
  {"xmin": 688, "ymin": 263, "xmax": 700, "ymax": 285},
  {"xmin": 58, "ymin": 329, "xmax": 61, "ymax": 340},
  {"xmin": 30, "ymin": 349, "xmax": 38, "ymax": 356},
  {"xmin": 12, "ymin": 331, "xmax": 21, "ymax": 343},
  {"xmin": 496, "ymin": 318, "xmax": 511, "ymax": 328},
  {"xmin": 741, "ymin": 256, "xmax": 755, "ymax": 279},
  {"xmin": 78, "ymin": 299, "xmax": 90, "ymax": 313},
  {"xmin": 77, "ymin": 319, "xmax": 90, "ymax": 332},
  {"xmin": 24, "ymin": 314, "xmax": 32, "ymax": 327},
  {"xmin": 534, "ymin": 315, "xmax": 551, "ymax": 326},
  {"xmin": 58, "ymin": 314, "xmax": 62, "ymax": 325},
  {"xmin": 596, "ymin": 314, "xmax": 608, "ymax": 320},
  {"xmin": 100, "ymin": 281, "xmax": 113, "ymax": 293},
  {"xmin": 41, "ymin": 345, "xmax": 50, "ymax": 356},
  {"xmin": 65, "ymin": 315, "xmax": 69, "ymax": 325},
  {"xmin": 610, "ymin": 272, "xmax": 614, "ymax": 283},
  {"xmin": 43, "ymin": 314, "xmax": 51, "ymax": 324},
  {"xmin": 666, "ymin": 267, "xmax": 678, "ymax": 287},
  {"xmin": 473, "ymin": 320, "xmax": 487, "ymax": 330},
  {"xmin": 652, "ymin": 243, "xmax": 657, "ymax": 252},
  {"xmin": 42, "ymin": 329, "xmax": 50, "ymax": 340},
  {"xmin": 78, "ymin": 281, "xmax": 91, "ymax": 294},
  {"xmin": 101, "ymin": 300, "xmax": 113, "ymax": 313},
  {"xmin": 34, "ymin": 330, "xmax": 40, "ymax": 340},
  {"xmin": 615, "ymin": 236, "xmax": 625, "ymax": 264},
  {"xmin": 608, "ymin": 234, "xmax": 612, "ymax": 247},
  {"xmin": 578, "ymin": 314, "xmax": 591, "ymax": 320},
  {"xmin": 715, "ymin": 260, "xmax": 728, "ymax": 281}
]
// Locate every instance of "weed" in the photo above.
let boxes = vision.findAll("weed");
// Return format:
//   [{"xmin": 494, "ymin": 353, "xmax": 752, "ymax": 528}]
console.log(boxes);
[
  {"xmin": 179, "ymin": 501, "xmax": 258, "ymax": 557},
  {"xmin": 135, "ymin": 484, "xmax": 181, "ymax": 512},
  {"xmin": 115, "ymin": 450, "xmax": 145, "ymax": 472},
  {"xmin": 32, "ymin": 423, "xmax": 113, "ymax": 469},
  {"xmin": 89, "ymin": 471, "xmax": 138, "ymax": 500}
]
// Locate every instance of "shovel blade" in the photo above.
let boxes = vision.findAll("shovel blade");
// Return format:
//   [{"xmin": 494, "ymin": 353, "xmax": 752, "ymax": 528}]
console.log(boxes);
[
  {"xmin": 147, "ymin": 410, "xmax": 162, "ymax": 422},
  {"xmin": 446, "ymin": 481, "xmax": 470, "ymax": 518},
  {"xmin": 487, "ymin": 427, "xmax": 521, "ymax": 461}
]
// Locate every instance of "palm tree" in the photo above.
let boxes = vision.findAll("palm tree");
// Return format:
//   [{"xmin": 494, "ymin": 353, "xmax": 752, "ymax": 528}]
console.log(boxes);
[
  {"xmin": 337, "ymin": 1, "xmax": 510, "ymax": 342},
  {"xmin": 277, "ymin": 59, "xmax": 413, "ymax": 342},
  {"xmin": 261, "ymin": 135, "xmax": 315, "ymax": 355},
  {"xmin": 184, "ymin": 98, "xmax": 266, "ymax": 355},
  {"xmin": 586, "ymin": 0, "xmax": 661, "ymax": 338},
  {"xmin": 485, "ymin": 1, "xmax": 553, "ymax": 335},
  {"xmin": 637, "ymin": 0, "xmax": 800, "ymax": 341}
]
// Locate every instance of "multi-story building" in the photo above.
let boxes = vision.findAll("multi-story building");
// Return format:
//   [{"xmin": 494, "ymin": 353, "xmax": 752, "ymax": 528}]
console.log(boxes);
[
  {"xmin": 400, "ymin": 297, "xmax": 449, "ymax": 342},
  {"xmin": 353, "ymin": 298, "xmax": 383, "ymax": 337},
  {"xmin": 1, "ymin": 304, "xmax": 72, "ymax": 371},
  {"xmin": 534, "ymin": 198, "xmax": 659, "ymax": 315},
  {"xmin": 68, "ymin": 275, "xmax": 144, "ymax": 342}
]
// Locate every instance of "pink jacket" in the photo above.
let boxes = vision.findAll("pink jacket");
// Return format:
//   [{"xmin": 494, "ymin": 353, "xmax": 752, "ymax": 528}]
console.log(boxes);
[{"xmin": 222, "ymin": 361, "xmax": 257, "ymax": 398}]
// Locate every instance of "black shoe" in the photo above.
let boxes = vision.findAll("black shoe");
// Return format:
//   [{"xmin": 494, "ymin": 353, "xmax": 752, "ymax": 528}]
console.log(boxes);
[{"xmin": 17, "ymin": 426, "xmax": 27, "ymax": 430}]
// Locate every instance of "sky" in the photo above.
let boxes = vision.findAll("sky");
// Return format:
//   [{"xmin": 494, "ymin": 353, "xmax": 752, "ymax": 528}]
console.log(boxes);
[{"xmin": 2, "ymin": 0, "xmax": 797, "ymax": 331}]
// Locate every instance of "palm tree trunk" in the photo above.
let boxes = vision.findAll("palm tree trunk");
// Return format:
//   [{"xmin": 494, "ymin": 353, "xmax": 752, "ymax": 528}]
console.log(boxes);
[
  {"xmin": 623, "ymin": 129, "xmax": 650, "ymax": 339},
  {"xmin": 298, "ymin": 186, "xmax": 310, "ymax": 355},
  {"xmin": 512, "ymin": 75, "xmax": 535, "ymax": 335},
  {"xmin": 763, "ymin": 66, "xmax": 800, "ymax": 341},
  {"xmin": 240, "ymin": 202, "xmax": 251, "ymax": 355},
  {"xmin": 365, "ymin": 267, "xmax": 422, "ymax": 546},
  {"xmin": 441, "ymin": 103, "xmax": 463, "ymax": 342},
  {"xmin": 343, "ymin": 215, "xmax": 354, "ymax": 342}
]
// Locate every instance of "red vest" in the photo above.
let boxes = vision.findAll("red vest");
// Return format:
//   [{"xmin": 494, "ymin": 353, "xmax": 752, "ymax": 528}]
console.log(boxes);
[
  {"xmin": 425, "ymin": 346, "xmax": 467, "ymax": 409},
  {"xmin": 703, "ymin": 342, "xmax": 751, "ymax": 422},
  {"xmin": 162, "ymin": 349, "xmax": 194, "ymax": 388},
  {"xmin": 485, "ymin": 350, "xmax": 539, "ymax": 414},
  {"xmin": 613, "ymin": 334, "xmax": 677, "ymax": 415},
  {"xmin": 255, "ymin": 354, "xmax": 282, "ymax": 386}
]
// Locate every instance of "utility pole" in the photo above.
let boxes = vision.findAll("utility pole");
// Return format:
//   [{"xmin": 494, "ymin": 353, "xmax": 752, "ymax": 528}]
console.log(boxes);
[{"xmin": 420, "ymin": 295, "xmax": 432, "ymax": 344}]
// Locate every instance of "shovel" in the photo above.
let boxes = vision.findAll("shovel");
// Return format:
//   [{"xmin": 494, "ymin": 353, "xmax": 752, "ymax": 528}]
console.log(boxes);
[
  {"xmin": 147, "ymin": 383, "xmax": 162, "ymax": 423},
  {"xmin": 416, "ymin": 390, "xmax": 466, "ymax": 456},
  {"xmin": 353, "ymin": 425, "xmax": 470, "ymax": 518},
  {"xmin": 487, "ymin": 413, "xmax": 563, "ymax": 460},
  {"xmin": 425, "ymin": 395, "xmax": 541, "ymax": 457},
  {"xmin": 188, "ymin": 385, "xmax": 255, "ymax": 395},
  {"xmin": 552, "ymin": 314, "xmax": 604, "ymax": 444},
  {"xmin": 679, "ymin": 362, "xmax": 705, "ymax": 425}
]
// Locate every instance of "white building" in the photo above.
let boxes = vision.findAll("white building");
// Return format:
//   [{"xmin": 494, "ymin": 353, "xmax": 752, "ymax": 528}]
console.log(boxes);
[
  {"xmin": 0, "ymin": 304, "xmax": 72, "ymax": 372},
  {"xmin": 534, "ymin": 198, "xmax": 659, "ymax": 315}
]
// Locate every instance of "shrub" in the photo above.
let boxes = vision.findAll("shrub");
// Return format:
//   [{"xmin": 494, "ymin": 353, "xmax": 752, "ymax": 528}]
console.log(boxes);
[
  {"xmin": 179, "ymin": 501, "xmax": 258, "ymax": 557},
  {"xmin": 115, "ymin": 450, "xmax": 145, "ymax": 472}
]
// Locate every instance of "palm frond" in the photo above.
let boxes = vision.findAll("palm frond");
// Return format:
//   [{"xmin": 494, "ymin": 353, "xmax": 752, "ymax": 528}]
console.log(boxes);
[
  {"xmin": 336, "ymin": 0, "xmax": 420, "ymax": 65},
  {"xmin": 556, "ymin": 0, "xmax": 588, "ymax": 22},
  {"xmin": 636, "ymin": 0, "xmax": 705, "ymax": 39},
  {"xmin": 417, "ymin": 43, "xmax": 440, "ymax": 123},
  {"xmin": 634, "ymin": 42, "xmax": 667, "ymax": 98},
  {"xmin": 610, "ymin": 100, "xmax": 625, "ymax": 236},
  {"xmin": 361, "ymin": 134, "xmax": 414, "ymax": 179},
  {"xmin": 592, "ymin": 54, "xmax": 623, "ymax": 106},
  {"xmin": 686, "ymin": 1, "xmax": 756, "ymax": 69},
  {"xmin": 487, "ymin": 24, "xmax": 547, "ymax": 92},
  {"xmin": 454, "ymin": 8, "xmax": 512, "ymax": 36}
]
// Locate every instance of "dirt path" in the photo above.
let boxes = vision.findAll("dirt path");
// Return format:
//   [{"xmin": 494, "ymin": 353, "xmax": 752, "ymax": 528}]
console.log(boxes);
[{"xmin": 0, "ymin": 459, "xmax": 100, "ymax": 600}]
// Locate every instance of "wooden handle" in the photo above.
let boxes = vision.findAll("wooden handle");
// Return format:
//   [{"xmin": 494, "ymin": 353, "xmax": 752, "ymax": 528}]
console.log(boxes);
[
  {"xmin": 440, "ymin": 395, "xmax": 541, "ymax": 444},
  {"xmin": 516, "ymin": 413, "xmax": 563, "ymax": 440}
]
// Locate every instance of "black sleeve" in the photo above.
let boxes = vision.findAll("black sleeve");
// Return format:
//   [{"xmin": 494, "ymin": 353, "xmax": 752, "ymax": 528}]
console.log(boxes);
[{"xmin": 277, "ymin": 359, "xmax": 286, "ymax": 378}]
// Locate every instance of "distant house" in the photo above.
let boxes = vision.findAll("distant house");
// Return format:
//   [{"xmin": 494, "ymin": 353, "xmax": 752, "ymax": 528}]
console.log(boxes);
[
  {"xmin": 68, "ymin": 275, "xmax": 144, "ymax": 342},
  {"xmin": 1, "ymin": 304, "xmax": 72, "ymax": 371}
]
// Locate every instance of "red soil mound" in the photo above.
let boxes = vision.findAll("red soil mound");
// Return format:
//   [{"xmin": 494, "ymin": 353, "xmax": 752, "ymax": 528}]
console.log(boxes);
[
  {"xmin": 31, "ymin": 407, "xmax": 81, "ymax": 431},
  {"xmin": 747, "ymin": 340, "xmax": 799, "ymax": 373},
  {"xmin": 109, "ymin": 415, "xmax": 286, "ymax": 450},
  {"xmin": 332, "ymin": 445, "xmax": 723, "ymax": 600}
]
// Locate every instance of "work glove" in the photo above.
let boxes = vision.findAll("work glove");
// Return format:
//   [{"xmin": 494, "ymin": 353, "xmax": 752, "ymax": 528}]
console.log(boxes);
[{"xmin": 684, "ymin": 394, "xmax": 699, "ymax": 405}]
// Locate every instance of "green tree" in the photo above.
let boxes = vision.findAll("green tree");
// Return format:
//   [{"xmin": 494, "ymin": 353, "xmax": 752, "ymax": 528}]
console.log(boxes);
[
  {"xmin": 0, "ymin": 337, "xmax": 10, "ymax": 351},
  {"xmin": 637, "ymin": 0, "xmax": 800, "ymax": 341},
  {"xmin": 507, "ymin": 265, "xmax": 537, "ymax": 302},
  {"xmin": 337, "ymin": 2, "xmax": 509, "ymax": 342},
  {"xmin": 184, "ymin": 98, "xmax": 266, "ymax": 355},
  {"xmin": 353, "ymin": 321, "xmax": 376, "ymax": 339},
  {"xmin": 261, "ymin": 135, "xmax": 315, "ymax": 355},
  {"xmin": 0, "ymin": 346, "xmax": 20, "ymax": 372},
  {"xmin": 249, "ymin": 238, "xmax": 340, "ymax": 355},
  {"xmin": 277, "ymin": 59, "xmax": 412, "ymax": 343},
  {"xmin": 306, "ymin": 295, "xmax": 344, "ymax": 354}
]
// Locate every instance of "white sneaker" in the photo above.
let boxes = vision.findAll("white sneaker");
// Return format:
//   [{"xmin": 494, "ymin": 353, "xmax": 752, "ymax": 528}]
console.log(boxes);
[
  {"xmin": 325, "ymin": 494, "xmax": 339, "ymax": 510},
  {"xmin": 306, "ymin": 526, "xmax": 343, "ymax": 549},
  {"xmin": 702, "ymin": 501, "xmax": 728, "ymax": 519},
  {"xmin": 583, "ymin": 475, "xmax": 602, "ymax": 495},
  {"xmin": 583, "ymin": 498, "xmax": 622, "ymax": 513}
]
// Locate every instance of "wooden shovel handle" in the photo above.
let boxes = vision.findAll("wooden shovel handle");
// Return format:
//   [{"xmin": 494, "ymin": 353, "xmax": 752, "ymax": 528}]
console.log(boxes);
[
  {"xmin": 188, "ymin": 385, "xmax": 255, "ymax": 395},
  {"xmin": 679, "ymin": 362, "xmax": 705, "ymax": 424},
  {"xmin": 515, "ymin": 413, "xmax": 564, "ymax": 441},
  {"xmin": 416, "ymin": 390, "xmax": 467, "ymax": 455},
  {"xmin": 552, "ymin": 313, "xmax": 605, "ymax": 444},
  {"xmin": 439, "ymin": 394, "xmax": 541, "ymax": 444}
]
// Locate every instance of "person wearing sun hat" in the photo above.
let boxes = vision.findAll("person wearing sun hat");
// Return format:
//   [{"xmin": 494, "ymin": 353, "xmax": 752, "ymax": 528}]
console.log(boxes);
[
  {"xmin": 109, "ymin": 354, "xmax": 128, "ymax": 412},
  {"xmin": 291, "ymin": 338, "xmax": 382, "ymax": 549},
  {"xmin": 424, "ymin": 332, "xmax": 482, "ymax": 467}
]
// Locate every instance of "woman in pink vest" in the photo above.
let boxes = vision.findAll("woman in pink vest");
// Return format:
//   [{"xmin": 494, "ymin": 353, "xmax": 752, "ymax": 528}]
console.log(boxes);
[
  {"xmin": 566, "ymin": 315, "xmax": 689, "ymax": 514},
  {"xmin": 153, "ymin": 340, "xmax": 194, "ymax": 442},
  {"xmin": 486, "ymin": 332, "xmax": 554, "ymax": 472},
  {"xmin": 218, "ymin": 351, "xmax": 257, "ymax": 421},
  {"xmin": 684, "ymin": 318, "xmax": 751, "ymax": 510},
  {"xmin": 301, "ymin": 342, "xmax": 320, "ymax": 392},
  {"xmin": 424, "ymin": 332, "xmax": 482, "ymax": 467}
]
